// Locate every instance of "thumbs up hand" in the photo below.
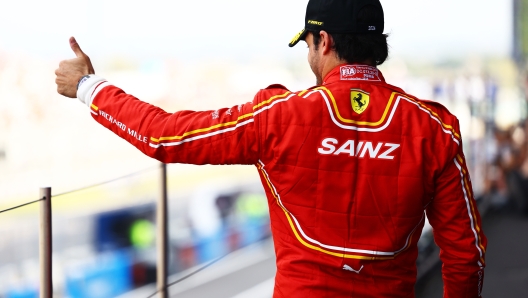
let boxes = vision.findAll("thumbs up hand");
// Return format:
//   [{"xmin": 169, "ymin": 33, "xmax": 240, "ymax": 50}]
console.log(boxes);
[{"xmin": 55, "ymin": 37, "xmax": 95, "ymax": 98}]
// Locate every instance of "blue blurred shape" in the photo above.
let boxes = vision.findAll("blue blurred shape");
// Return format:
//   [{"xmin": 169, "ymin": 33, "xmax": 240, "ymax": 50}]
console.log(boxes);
[
  {"xmin": 195, "ymin": 231, "xmax": 228, "ymax": 263},
  {"xmin": 6, "ymin": 287, "xmax": 38, "ymax": 298},
  {"xmin": 239, "ymin": 222, "xmax": 267, "ymax": 247},
  {"xmin": 65, "ymin": 250, "xmax": 133, "ymax": 298}
]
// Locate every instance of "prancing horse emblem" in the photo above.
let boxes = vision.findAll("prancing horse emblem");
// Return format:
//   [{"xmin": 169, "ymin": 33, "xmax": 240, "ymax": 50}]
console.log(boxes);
[{"xmin": 350, "ymin": 89, "xmax": 370, "ymax": 114}]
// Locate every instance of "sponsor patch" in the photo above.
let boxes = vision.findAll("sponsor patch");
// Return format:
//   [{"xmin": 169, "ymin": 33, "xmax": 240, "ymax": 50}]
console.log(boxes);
[
  {"xmin": 308, "ymin": 20, "xmax": 324, "ymax": 26},
  {"xmin": 340, "ymin": 65, "xmax": 381, "ymax": 82},
  {"xmin": 212, "ymin": 110, "xmax": 219, "ymax": 120}
]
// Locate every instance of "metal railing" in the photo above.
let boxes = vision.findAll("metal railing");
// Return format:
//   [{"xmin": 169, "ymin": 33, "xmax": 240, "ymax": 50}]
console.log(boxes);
[
  {"xmin": 0, "ymin": 163, "xmax": 272, "ymax": 298},
  {"xmin": 0, "ymin": 163, "xmax": 169, "ymax": 298}
]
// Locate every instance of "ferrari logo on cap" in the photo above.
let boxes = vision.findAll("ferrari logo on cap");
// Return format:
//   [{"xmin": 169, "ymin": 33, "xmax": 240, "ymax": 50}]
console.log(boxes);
[{"xmin": 351, "ymin": 89, "xmax": 369, "ymax": 114}]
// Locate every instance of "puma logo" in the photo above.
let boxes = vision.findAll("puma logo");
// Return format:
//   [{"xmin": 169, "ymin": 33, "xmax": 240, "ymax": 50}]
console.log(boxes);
[{"xmin": 343, "ymin": 264, "xmax": 364, "ymax": 274}]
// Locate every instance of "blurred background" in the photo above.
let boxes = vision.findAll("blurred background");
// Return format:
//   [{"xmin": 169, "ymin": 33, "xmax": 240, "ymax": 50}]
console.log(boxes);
[{"xmin": 0, "ymin": 0, "xmax": 527, "ymax": 297}]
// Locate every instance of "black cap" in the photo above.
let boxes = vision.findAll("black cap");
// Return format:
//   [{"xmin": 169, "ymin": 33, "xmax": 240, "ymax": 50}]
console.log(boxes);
[{"xmin": 289, "ymin": 0, "xmax": 384, "ymax": 47}]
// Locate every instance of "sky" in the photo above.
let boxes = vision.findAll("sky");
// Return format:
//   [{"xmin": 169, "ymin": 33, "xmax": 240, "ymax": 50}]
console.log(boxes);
[{"xmin": 0, "ymin": 0, "xmax": 513, "ymax": 63}]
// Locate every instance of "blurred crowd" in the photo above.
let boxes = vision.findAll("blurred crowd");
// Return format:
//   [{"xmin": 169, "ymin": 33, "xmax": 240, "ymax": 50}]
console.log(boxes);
[
  {"xmin": 385, "ymin": 58, "xmax": 528, "ymax": 215},
  {"xmin": 488, "ymin": 112, "xmax": 528, "ymax": 214}
]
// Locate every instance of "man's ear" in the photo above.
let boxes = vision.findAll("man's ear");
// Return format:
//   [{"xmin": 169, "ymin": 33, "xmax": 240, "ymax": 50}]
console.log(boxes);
[{"xmin": 319, "ymin": 31, "xmax": 333, "ymax": 55}]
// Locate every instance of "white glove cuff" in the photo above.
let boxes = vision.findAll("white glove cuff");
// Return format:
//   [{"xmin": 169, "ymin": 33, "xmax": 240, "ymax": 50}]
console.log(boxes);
[{"xmin": 76, "ymin": 75, "xmax": 106, "ymax": 108}]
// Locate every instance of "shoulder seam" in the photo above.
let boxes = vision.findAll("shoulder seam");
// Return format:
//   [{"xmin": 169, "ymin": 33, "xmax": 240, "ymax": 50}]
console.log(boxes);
[
  {"xmin": 400, "ymin": 95, "xmax": 461, "ymax": 145},
  {"xmin": 253, "ymin": 91, "xmax": 296, "ymax": 116}
]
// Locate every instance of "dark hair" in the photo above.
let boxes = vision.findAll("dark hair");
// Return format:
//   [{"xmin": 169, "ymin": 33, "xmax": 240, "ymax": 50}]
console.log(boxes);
[{"xmin": 311, "ymin": 6, "xmax": 389, "ymax": 65}]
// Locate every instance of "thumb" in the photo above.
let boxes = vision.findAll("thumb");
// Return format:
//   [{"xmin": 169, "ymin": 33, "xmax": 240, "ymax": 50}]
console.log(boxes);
[{"xmin": 69, "ymin": 36, "xmax": 86, "ymax": 58}]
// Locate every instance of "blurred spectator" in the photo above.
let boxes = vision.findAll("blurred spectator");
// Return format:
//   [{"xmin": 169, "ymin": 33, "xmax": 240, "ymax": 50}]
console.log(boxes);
[
  {"xmin": 215, "ymin": 193, "xmax": 238, "ymax": 227},
  {"xmin": 489, "ymin": 125, "xmax": 528, "ymax": 214},
  {"xmin": 512, "ymin": 120, "xmax": 528, "ymax": 215}
]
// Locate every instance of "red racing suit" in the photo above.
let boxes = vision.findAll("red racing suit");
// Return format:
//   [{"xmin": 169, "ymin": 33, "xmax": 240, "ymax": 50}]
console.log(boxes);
[{"xmin": 78, "ymin": 64, "xmax": 486, "ymax": 297}]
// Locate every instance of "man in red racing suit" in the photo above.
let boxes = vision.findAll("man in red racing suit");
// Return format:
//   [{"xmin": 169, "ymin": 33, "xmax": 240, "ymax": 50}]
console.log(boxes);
[{"xmin": 55, "ymin": 1, "xmax": 486, "ymax": 297}]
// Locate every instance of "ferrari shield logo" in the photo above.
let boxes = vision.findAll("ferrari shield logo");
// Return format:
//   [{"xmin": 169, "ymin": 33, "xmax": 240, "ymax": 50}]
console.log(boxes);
[{"xmin": 351, "ymin": 89, "xmax": 370, "ymax": 114}]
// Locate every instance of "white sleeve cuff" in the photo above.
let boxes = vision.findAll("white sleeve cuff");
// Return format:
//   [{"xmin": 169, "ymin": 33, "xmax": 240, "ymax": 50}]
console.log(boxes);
[{"xmin": 76, "ymin": 75, "xmax": 106, "ymax": 108}]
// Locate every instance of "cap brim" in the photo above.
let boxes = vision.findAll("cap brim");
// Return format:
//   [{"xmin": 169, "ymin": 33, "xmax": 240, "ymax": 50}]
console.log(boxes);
[{"xmin": 288, "ymin": 29, "xmax": 308, "ymax": 47}]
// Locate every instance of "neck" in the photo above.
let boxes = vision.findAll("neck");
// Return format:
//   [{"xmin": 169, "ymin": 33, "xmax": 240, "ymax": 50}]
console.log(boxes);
[{"xmin": 321, "ymin": 58, "xmax": 347, "ymax": 81}]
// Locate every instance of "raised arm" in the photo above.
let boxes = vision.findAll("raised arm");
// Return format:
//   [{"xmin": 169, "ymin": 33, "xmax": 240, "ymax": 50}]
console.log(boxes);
[{"xmin": 55, "ymin": 37, "xmax": 259, "ymax": 165}]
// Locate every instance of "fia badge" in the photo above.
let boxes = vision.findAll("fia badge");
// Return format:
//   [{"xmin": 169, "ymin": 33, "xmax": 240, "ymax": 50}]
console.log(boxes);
[{"xmin": 351, "ymin": 89, "xmax": 370, "ymax": 114}]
